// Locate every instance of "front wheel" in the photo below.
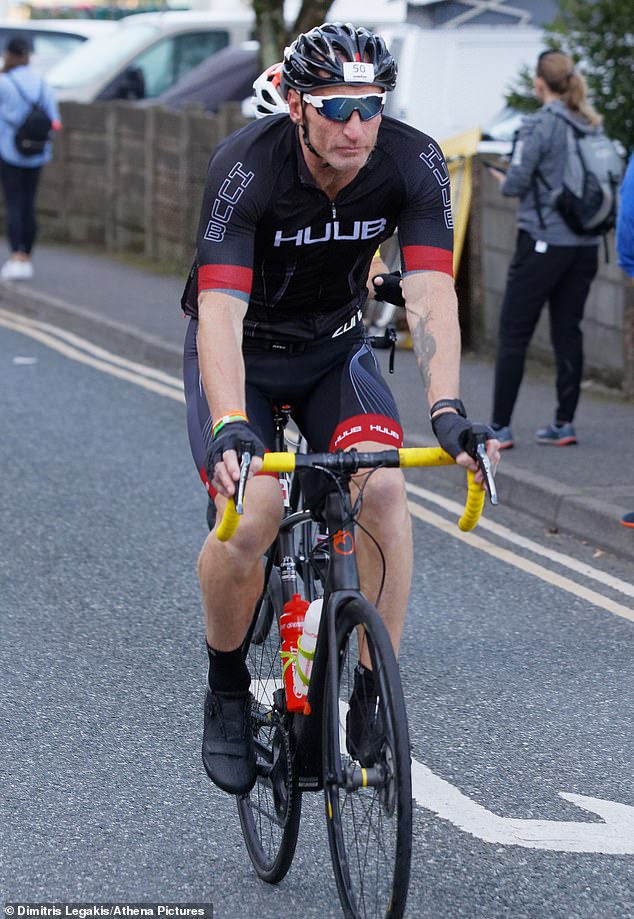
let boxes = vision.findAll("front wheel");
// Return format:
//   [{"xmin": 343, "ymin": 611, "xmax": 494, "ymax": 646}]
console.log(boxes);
[{"xmin": 323, "ymin": 597, "xmax": 412, "ymax": 919}]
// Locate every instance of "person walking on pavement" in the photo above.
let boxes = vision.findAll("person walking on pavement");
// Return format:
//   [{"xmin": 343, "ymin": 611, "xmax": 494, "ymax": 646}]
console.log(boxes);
[
  {"xmin": 488, "ymin": 50, "xmax": 602, "ymax": 449},
  {"xmin": 616, "ymin": 151, "xmax": 634, "ymax": 528},
  {"xmin": 0, "ymin": 36, "xmax": 60, "ymax": 281}
]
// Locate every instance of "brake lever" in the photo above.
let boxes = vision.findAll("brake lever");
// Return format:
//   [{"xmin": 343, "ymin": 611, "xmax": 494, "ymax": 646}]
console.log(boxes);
[
  {"xmin": 475, "ymin": 438, "xmax": 498, "ymax": 506},
  {"xmin": 367, "ymin": 325, "xmax": 398, "ymax": 373},
  {"xmin": 235, "ymin": 443, "xmax": 253, "ymax": 515},
  {"xmin": 386, "ymin": 325, "xmax": 397, "ymax": 374}
]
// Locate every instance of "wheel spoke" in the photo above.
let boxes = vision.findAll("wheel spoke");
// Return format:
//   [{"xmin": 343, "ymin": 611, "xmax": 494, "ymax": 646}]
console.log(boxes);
[
  {"xmin": 324, "ymin": 598, "xmax": 412, "ymax": 919},
  {"xmin": 236, "ymin": 563, "xmax": 302, "ymax": 883}
]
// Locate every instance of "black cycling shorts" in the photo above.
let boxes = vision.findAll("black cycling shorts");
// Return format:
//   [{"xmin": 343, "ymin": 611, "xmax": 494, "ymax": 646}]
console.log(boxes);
[{"xmin": 184, "ymin": 318, "xmax": 402, "ymax": 496}]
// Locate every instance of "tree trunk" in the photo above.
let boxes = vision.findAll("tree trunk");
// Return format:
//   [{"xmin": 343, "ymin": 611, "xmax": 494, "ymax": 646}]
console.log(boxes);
[
  {"xmin": 293, "ymin": 0, "xmax": 334, "ymax": 36},
  {"xmin": 253, "ymin": 0, "xmax": 286, "ymax": 67},
  {"xmin": 252, "ymin": 0, "xmax": 334, "ymax": 65}
]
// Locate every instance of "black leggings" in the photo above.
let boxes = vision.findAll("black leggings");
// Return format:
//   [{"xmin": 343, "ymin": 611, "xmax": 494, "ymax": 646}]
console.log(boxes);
[
  {"xmin": 492, "ymin": 231, "xmax": 598, "ymax": 427},
  {"xmin": 0, "ymin": 158, "xmax": 42, "ymax": 255}
]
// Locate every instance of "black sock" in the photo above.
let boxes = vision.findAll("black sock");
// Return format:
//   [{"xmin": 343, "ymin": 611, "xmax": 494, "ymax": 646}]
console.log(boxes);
[
  {"xmin": 354, "ymin": 663, "xmax": 376, "ymax": 695},
  {"xmin": 206, "ymin": 643, "xmax": 250, "ymax": 693}
]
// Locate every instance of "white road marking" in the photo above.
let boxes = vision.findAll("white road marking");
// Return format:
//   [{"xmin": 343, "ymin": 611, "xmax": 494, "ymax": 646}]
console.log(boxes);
[
  {"xmin": 411, "ymin": 759, "xmax": 634, "ymax": 854},
  {"xmin": 255, "ymin": 685, "xmax": 634, "ymax": 854}
]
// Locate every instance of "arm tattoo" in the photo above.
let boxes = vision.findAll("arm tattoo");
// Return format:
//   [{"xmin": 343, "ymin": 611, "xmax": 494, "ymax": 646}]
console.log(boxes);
[{"xmin": 409, "ymin": 311, "xmax": 437, "ymax": 398}]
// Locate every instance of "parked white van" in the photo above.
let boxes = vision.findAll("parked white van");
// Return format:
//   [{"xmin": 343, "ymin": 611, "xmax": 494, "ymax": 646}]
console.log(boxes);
[
  {"xmin": 380, "ymin": 24, "xmax": 544, "ymax": 142},
  {"xmin": 47, "ymin": 10, "xmax": 254, "ymax": 103}
]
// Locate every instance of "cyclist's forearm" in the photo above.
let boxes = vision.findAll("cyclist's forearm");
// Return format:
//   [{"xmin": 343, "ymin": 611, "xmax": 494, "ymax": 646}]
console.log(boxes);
[
  {"xmin": 402, "ymin": 272, "xmax": 461, "ymax": 405},
  {"xmin": 198, "ymin": 291, "xmax": 247, "ymax": 418}
]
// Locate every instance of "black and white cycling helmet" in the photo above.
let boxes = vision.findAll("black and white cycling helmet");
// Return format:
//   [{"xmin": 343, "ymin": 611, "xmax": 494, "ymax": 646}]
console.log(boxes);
[
  {"xmin": 252, "ymin": 62, "xmax": 289, "ymax": 118},
  {"xmin": 282, "ymin": 22, "xmax": 397, "ymax": 94}
]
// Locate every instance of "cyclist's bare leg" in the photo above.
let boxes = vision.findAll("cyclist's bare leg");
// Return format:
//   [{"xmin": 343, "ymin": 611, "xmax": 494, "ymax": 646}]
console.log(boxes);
[
  {"xmin": 348, "ymin": 439, "xmax": 413, "ymax": 658},
  {"xmin": 198, "ymin": 475, "xmax": 284, "ymax": 651}
]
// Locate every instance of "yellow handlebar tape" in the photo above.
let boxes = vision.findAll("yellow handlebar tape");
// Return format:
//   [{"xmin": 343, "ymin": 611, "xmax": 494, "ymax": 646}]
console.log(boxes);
[
  {"xmin": 215, "ymin": 499, "xmax": 241, "ymax": 542},
  {"xmin": 458, "ymin": 469, "xmax": 486, "ymax": 532},
  {"xmin": 215, "ymin": 447, "xmax": 487, "ymax": 539},
  {"xmin": 397, "ymin": 446, "xmax": 454, "ymax": 467},
  {"xmin": 262, "ymin": 453, "xmax": 296, "ymax": 473}
]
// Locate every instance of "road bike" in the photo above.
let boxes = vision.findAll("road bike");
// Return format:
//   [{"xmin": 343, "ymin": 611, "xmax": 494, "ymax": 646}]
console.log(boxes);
[{"xmin": 216, "ymin": 418, "xmax": 495, "ymax": 919}]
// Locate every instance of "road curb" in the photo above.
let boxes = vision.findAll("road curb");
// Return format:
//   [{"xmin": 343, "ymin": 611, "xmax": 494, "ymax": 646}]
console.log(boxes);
[
  {"xmin": 494, "ymin": 466, "xmax": 633, "ymax": 561},
  {"xmin": 3, "ymin": 279, "xmax": 633, "ymax": 563}
]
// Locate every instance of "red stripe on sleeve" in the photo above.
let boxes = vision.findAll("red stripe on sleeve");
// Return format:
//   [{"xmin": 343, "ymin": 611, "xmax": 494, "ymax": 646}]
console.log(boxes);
[
  {"xmin": 402, "ymin": 245, "xmax": 454, "ymax": 278},
  {"xmin": 199, "ymin": 264, "xmax": 253, "ymax": 295}
]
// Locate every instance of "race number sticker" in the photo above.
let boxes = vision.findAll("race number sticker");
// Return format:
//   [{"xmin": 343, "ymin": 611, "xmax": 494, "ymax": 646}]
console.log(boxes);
[{"xmin": 342, "ymin": 61, "xmax": 375, "ymax": 83}]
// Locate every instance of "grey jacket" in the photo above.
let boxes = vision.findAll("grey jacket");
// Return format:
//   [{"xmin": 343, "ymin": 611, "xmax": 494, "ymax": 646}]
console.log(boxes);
[{"xmin": 501, "ymin": 99, "xmax": 600, "ymax": 247}]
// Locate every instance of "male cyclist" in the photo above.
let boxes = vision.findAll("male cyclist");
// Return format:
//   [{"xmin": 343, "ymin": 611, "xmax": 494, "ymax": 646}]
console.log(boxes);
[{"xmin": 182, "ymin": 22, "xmax": 500, "ymax": 795}]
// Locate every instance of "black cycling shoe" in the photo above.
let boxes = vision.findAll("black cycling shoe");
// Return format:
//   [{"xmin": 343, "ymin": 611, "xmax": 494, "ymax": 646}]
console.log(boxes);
[
  {"xmin": 346, "ymin": 666, "xmax": 385, "ymax": 767},
  {"xmin": 202, "ymin": 688, "xmax": 257, "ymax": 795}
]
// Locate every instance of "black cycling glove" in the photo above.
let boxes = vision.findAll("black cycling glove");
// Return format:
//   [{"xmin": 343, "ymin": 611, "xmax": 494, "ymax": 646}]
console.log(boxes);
[
  {"xmin": 206, "ymin": 420, "xmax": 266, "ymax": 480},
  {"xmin": 431, "ymin": 411, "xmax": 472, "ymax": 459},
  {"xmin": 371, "ymin": 271, "xmax": 405, "ymax": 308},
  {"xmin": 432, "ymin": 414, "xmax": 495, "ymax": 460}
]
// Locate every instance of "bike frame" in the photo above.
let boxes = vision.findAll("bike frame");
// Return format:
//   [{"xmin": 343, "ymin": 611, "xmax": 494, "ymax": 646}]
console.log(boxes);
[{"xmin": 286, "ymin": 484, "xmax": 367, "ymax": 790}]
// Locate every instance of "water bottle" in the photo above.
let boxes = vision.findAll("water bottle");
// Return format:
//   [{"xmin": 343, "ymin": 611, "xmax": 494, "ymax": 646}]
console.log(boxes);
[
  {"xmin": 294, "ymin": 597, "xmax": 323, "ymax": 701},
  {"xmin": 279, "ymin": 593, "xmax": 309, "ymax": 712}
]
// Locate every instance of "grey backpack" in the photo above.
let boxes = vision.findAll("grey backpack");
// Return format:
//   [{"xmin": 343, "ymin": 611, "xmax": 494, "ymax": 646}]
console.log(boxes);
[{"xmin": 536, "ymin": 112, "xmax": 623, "ymax": 237}]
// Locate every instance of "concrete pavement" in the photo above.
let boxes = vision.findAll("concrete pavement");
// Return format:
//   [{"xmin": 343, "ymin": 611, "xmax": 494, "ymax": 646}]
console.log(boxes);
[{"xmin": 2, "ymin": 242, "xmax": 633, "ymax": 561}]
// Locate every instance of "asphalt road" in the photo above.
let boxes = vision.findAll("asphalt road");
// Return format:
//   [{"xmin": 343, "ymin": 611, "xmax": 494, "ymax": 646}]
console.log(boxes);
[{"xmin": 1, "ymin": 322, "xmax": 633, "ymax": 919}]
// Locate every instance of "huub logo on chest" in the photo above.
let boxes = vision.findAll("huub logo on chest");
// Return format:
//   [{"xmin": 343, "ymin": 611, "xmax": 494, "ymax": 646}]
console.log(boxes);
[{"xmin": 274, "ymin": 218, "xmax": 387, "ymax": 247}]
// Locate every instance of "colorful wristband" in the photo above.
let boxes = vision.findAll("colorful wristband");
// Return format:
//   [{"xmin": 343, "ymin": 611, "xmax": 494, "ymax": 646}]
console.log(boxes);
[{"xmin": 211, "ymin": 411, "xmax": 248, "ymax": 438}]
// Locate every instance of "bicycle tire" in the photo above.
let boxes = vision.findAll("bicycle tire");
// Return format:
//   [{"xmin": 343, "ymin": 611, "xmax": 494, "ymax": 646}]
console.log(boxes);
[
  {"xmin": 251, "ymin": 561, "xmax": 281, "ymax": 645},
  {"xmin": 237, "ymin": 564, "xmax": 302, "ymax": 883},
  {"xmin": 323, "ymin": 596, "xmax": 412, "ymax": 919}
]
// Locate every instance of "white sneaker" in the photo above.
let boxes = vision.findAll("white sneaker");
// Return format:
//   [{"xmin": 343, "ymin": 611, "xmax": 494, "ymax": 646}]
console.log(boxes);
[
  {"xmin": 1, "ymin": 260, "xmax": 20, "ymax": 280},
  {"xmin": 0, "ymin": 260, "xmax": 33, "ymax": 280}
]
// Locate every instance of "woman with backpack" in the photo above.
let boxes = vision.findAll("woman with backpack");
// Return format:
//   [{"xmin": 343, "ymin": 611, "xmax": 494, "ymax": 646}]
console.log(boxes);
[
  {"xmin": 487, "ymin": 50, "xmax": 606, "ymax": 449},
  {"xmin": 0, "ymin": 36, "xmax": 60, "ymax": 281}
]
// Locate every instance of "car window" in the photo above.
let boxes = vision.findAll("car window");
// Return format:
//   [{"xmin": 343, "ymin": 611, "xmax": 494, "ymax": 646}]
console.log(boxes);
[
  {"xmin": 0, "ymin": 28, "xmax": 85, "ymax": 72},
  {"xmin": 130, "ymin": 29, "xmax": 229, "ymax": 98},
  {"xmin": 174, "ymin": 31, "xmax": 229, "ymax": 82},
  {"xmin": 133, "ymin": 37, "xmax": 175, "ymax": 98}
]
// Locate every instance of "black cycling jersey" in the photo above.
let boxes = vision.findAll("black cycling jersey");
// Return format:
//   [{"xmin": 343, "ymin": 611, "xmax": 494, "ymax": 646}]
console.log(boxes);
[{"xmin": 181, "ymin": 114, "xmax": 454, "ymax": 343}]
